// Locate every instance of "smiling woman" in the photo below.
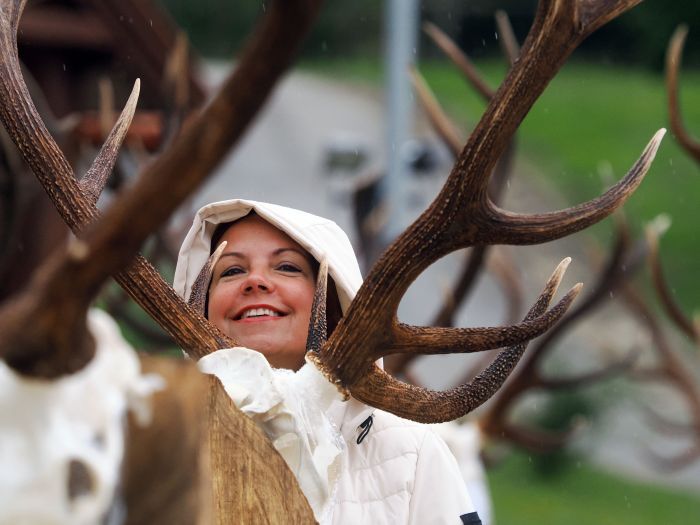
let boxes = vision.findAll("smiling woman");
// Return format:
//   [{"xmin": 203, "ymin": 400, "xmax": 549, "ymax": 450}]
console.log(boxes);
[
  {"xmin": 207, "ymin": 214, "xmax": 317, "ymax": 370},
  {"xmin": 172, "ymin": 199, "xmax": 483, "ymax": 524}
]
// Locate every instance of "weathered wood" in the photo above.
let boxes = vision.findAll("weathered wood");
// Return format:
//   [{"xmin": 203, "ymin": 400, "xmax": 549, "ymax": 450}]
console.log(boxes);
[
  {"xmin": 208, "ymin": 376, "xmax": 316, "ymax": 523},
  {"xmin": 122, "ymin": 355, "xmax": 211, "ymax": 525},
  {"xmin": 122, "ymin": 355, "xmax": 315, "ymax": 523}
]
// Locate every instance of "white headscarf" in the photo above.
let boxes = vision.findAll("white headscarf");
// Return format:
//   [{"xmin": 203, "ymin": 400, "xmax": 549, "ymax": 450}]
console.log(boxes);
[{"xmin": 173, "ymin": 199, "xmax": 363, "ymax": 313}]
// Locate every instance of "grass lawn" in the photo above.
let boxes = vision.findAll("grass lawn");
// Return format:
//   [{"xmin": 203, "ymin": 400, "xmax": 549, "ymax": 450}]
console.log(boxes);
[
  {"xmin": 488, "ymin": 451, "xmax": 700, "ymax": 524},
  {"xmin": 303, "ymin": 57, "xmax": 700, "ymax": 312}
]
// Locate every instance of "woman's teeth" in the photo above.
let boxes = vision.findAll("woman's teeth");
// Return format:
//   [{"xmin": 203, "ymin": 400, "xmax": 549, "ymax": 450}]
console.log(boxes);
[{"xmin": 241, "ymin": 308, "xmax": 280, "ymax": 319}]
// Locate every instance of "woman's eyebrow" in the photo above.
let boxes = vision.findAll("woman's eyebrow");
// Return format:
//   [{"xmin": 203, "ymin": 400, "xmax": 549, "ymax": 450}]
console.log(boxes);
[
  {"xmin": 273, "ymin": 247, "xmax": 307, "ymax": 257},
  {"xmin": 217, "ymin": 248, "xmax": 306, "ymax": 259},
  {"xmin": 218, "ymin": 251, "xmax": 245, "ymax": 259}
]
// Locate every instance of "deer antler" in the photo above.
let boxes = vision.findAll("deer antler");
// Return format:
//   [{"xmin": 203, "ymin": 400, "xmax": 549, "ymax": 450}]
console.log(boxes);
[
  {"xmin": 624, "ymin": 282, "xmax": 700, "ymax": 470},
  {"xmin": 312, "ymin": 0, "xmax": 662, "ymax": 423},
  {"xmin": 0, "ymin": 0, "xmax": 323, "ymax": 375},
  {"xmin": 666, "ymin": 24, "xmax": 700, "ymax": 165},
  {"xmin": 645, "ymin": 215, "xmax": 700, "ymax": 344}
]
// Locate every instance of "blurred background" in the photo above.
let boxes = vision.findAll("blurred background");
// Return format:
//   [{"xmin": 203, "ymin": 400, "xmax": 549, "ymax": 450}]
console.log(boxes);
[{"xmin": 2, "ymin": 0, "xmax": 700, "ymax": 523}]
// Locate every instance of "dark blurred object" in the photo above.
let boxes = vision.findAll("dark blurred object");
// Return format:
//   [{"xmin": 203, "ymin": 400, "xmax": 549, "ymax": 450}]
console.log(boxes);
[
  {"xmin": 401, "ymin": 138, "xmax": 441, "ymax": 174},
  {"xmin": 323, "ymin": 134, "xmax": 369, "ymax": 172},
  {"xmin": 19, "ymin": 0, "xmax": 205, "ymax": 118}
]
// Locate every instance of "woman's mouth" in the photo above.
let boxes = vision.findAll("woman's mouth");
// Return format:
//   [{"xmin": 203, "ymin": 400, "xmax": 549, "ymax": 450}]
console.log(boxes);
[{"xmin": 235, "ymin": 306, "xmax": 285, "ymax": 320}]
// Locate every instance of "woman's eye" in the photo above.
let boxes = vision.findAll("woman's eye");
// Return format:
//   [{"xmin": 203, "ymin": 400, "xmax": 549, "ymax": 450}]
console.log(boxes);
[
  {"xmin": 220, "ymin": 267, "xmax": 244, "ymax": 277},
  {"xmin": 277, "ymin": 263, "xmax": 301, "ymax": 273}
]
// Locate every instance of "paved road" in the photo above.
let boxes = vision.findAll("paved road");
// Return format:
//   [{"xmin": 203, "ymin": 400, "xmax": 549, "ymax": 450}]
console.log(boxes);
[{"xmin": 186, "ymin": 63, "xmax": 700, "ymax": 494}]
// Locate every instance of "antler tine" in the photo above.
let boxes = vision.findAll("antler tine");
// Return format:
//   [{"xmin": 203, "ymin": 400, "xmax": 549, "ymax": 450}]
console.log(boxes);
[
  {"xmin": 494, "ymin": 10, "xmax": 520, "ymax": 65},
  {"xmin": 469, "ymin": 213, "xmax": 643, "ymax": 450},
  {"xmin": 488, "ymin": 420, "xmax": 583, "ymax": 454},
  {"xmin": 666, "ymin": 24, "xmax": 700, "ymax": 164},
  {"xmin": 643, "ymin": 404, "xmax": 698, "ymax": 437},
  {"xmin": 306, "ymin": 258, "xmax": 329, "ymax": 354},
  {"xmin": 422, "ymin": 21, "xmax": 494, "ymax": 101},
  {"xmin": 486, "ymin": 128, "xmax": 665, "ymax": 246},
  {"xmin": 645, "ymin": 216, "xmax": 700, "ymax": 344},
  {"xmin": 80, "ymin": 79, "xmax": 141, "ymax": 204},
  {"xmin": 538, "ymin": 349, "xmax": 638, "ymax": 390},
  {"xmin": 646, "ymin": 444, "xmax": 700, "ymax": 473},
  {"xmin": 622, "ymin": 284, "xmax": 700, "ymax": 463},
  {"xmin": 409, "ymin": 66, "xmax": 463, "ymax": 156},
  {"xmin": 390, "ymin": 281, "xmax": 581, "ymax": 357},
  {"xmin": 188, "ymin": 241, "xmax": 228, "ymax": 318},
  {"xmin": 317, "ymin": 258, "xmax": 574, "ymax": 422},
  {"xmin": 526, "ymin": 219, "xmax": 644, "ymax": 362}
]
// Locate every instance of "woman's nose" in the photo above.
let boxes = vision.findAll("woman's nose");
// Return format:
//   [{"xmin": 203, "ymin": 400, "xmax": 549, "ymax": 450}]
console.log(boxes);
[{"xmin": 241, "ymin": 272, "xmax": 273, "ymax": 294}]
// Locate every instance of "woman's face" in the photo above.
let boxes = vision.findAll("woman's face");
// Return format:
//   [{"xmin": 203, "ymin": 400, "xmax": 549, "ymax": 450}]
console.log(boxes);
[{"xmin": 207, "ymin": 214, "xmax": 316, "ymax": 370}]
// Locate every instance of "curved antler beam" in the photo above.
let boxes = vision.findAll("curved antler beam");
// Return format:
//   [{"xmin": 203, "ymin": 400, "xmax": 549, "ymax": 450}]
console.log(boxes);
[
  {"xmin": 646, "ymin": 444, "xmax": 700, "ymax": 473},
  {"xmin": 495, "ymin": 420, "xmax": 582, "ymax": 454},
  {"xmin": 538, "ymin": 349, "xmax": 638, "ymax": 390},
  {"xmin": 645, "ymin": 216, "xmax": 700, "ymax": 344},
  {"xmin": 666, "ymin": 24, "xmax": 700, "ymax": 164}
]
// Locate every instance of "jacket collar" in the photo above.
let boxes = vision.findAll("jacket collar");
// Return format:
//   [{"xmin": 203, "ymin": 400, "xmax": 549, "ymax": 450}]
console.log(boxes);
[{"xmin": 326, "ymin": 395, "xmax": 375, "ymax": 444}]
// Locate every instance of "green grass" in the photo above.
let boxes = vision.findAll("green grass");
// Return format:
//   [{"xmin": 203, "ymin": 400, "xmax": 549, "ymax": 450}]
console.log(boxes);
[
  {"xmin": 303, "ymin": 57, "xmax": 700, "ymax": 312},
  {"xmin": 488, "ymin": 452, "xmax": 700, "ymax": 524}
]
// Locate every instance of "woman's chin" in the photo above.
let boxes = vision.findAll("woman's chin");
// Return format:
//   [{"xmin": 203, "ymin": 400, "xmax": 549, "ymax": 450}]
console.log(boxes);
[{"xmin": 232, "ymin": 336, "xmax": 305, "ymax": 370}]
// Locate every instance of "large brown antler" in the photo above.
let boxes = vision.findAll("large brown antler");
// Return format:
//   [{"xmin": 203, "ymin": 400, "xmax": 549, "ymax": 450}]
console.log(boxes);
[
  {"xmin": 311, "ymin": 0, "xmax": 664, "ymax": 423},
  {"xmin": 0, "ymin": 0, "xmax": 323, "ymax": 374},
  {"xmin": 0, "ymin": 0, "xmax": 322, "ymax": 520},
  {"xmin": 666, "ymin": 25, "xmax": 700, "ymax": 165}
]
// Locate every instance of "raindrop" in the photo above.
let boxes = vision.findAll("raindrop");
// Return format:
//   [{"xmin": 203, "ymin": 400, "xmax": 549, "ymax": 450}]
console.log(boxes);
[
  {"xmin": 495, "ymin": 32, "xmax": 498, "ymax": 40},
  {"xmin": 62, "ymin": 64, "xmax": 66, "ymax": 72},
  {"xmin": 482, "ymin": 38, "xmax": 486, "ymax": 47}
]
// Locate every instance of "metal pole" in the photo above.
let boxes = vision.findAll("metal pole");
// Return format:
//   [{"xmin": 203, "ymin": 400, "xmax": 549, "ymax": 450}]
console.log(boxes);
[{"xmin": 381, "ymin": 0, "xmax": 419, "ymax": 243}]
